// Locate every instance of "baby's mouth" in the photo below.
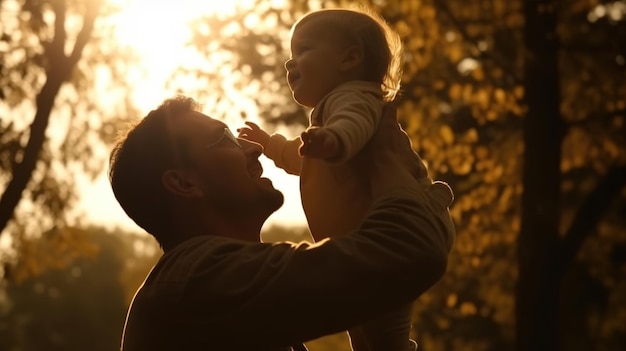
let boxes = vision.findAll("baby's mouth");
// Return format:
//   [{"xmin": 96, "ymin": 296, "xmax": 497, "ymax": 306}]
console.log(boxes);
[{"xmin": 288, "ymin": 73, "xmax": 301, "ymax": 87}]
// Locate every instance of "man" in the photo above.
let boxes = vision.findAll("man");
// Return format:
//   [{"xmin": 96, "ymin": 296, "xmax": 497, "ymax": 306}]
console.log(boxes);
[{"xmin": 109, "ymin": 96, "xmax": 454, "ymax": 350}]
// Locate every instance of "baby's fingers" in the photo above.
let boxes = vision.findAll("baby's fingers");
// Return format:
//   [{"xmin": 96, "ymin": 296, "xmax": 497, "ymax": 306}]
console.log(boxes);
[{"xmin": 244, "ymin": 121, "xmax": 261, "ymax": 130}]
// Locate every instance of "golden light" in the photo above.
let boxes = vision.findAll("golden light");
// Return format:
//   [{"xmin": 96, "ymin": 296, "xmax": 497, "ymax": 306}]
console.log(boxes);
[
  {"xmin": 82, "ymin": 0, "xmax": 308, "ymax": 232},
  {"xmin": 111, "ymin": 0, "xmax": 240, "ymax": 51},
  {"xmin": 107, "ymin": 0, "xmax": 244, "ymax": 111}
]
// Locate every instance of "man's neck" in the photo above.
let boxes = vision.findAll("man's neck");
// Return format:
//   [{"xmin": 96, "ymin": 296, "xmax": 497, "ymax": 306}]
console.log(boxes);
[{"xmin": 166, "ymin": 210, "xmax": 264, "ymax": 250}]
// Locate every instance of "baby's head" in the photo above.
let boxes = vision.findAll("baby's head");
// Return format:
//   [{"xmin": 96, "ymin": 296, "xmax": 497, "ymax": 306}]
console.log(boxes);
[{"xmin": 287, "ymin": 7, "xmax": 403, "ymax": 105}]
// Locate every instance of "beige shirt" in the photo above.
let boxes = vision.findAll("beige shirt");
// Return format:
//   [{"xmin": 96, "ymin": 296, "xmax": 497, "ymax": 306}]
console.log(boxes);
[{"xmin": 264, "ymin": 81, "xmax": 430, "ymax": 240}]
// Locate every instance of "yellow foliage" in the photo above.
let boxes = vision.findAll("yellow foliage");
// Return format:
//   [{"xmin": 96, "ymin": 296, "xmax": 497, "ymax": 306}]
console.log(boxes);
[
  {"xmin": 463, "ymin": 128, "xmax": 479, "ymax": 143},
  {"xmin": 484, "ymin": 165, "xmax": 504, "ymax": 183},
  {"xmin": 439, "ymin": 125, "xmax": 455, "ymax": 145},
  {"xmin": 492, "ymin": 67, "xmax": 504, "ymax": 79},
  {"xmin": 562, "ymin": 126, "xmax": 593, "ymax": 170},
  {"xmin": 475, "ymin": 146, "xmax": 490, "ymax": 159},
  {"xmin": 498, "ymin": 186, "xmax": 515, "ymax": 209},
  {"xmin": 446, "ymin": 293, "xmax": 458, "ymax": 307},
  {"xmin": 602, "ymin": 138, "xmax": 621, "ymax": 159},
  {"xmin": 433, "ymin": 79, "xmax": 446, "ymax": 91},
  {"xmin": 505, "ymin": 12, "xmax": 524, "ymax": 27},
  {"xmin": 485, "ymin": 109, "xmax": 498, "ymax": 121},
  {"xmin": 449, "ymin": 83, "xmax": 462, "ymax": 100},
  {"xmin": 494, "ymin": 88, "xmax": 506, "ymax": 104},
  {"xmin": 460, "ymin": 302, "xmax": 477, "ymax": 316},
  {"xmin": 462, "ymin": 84, "xmax": 474, "ymax": 102},
  {"xmin": 395, "ymin": 20, "xmax": 411, "ymax": 38},
  {"xmin": 471, "ymin": 66, "xmax": 485, "ymax": 81},
  {"xmin": 475, "ymin": 88, "xmax": 490, "ymax": 109},
  {"xmin": 10, "ymin": 227, "xmax": 99, "ymax": 284},
  {"xmin": 434, "ymin": 315, "xmax": 451, "ymax": 330},
  {"xmin": 420, "ymin": 4, "xmax": 437, "ymax": 19},
  {"xmin": 399, "ymin": 0, "xmax": 421, "ymax": 13},
  {"xmin": 447, "ymin": 44, "xmax": 465, "ymax": 62}
]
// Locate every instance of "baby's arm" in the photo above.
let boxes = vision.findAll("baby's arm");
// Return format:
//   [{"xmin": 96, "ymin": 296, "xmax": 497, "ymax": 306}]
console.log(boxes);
[
  {"xmin": 299, "ymin": 127, "xmax": 342, "ymax": 160},
  {"xmin": 302, "ymin": 90, "xmax": 381, "ymax": 163},
  {"xmin": 237, "ymin": 121, "xmax": 270, "ymax": 147},
  {"xmin": 238, "ymin": 121, "xmax": 303, "ymax": 176}
]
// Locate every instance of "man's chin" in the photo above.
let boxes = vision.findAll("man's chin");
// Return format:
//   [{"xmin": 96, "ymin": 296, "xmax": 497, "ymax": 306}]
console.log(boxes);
[{"xmin": 267, "ymin": 190, "xmax": 285, "ymax": 213}]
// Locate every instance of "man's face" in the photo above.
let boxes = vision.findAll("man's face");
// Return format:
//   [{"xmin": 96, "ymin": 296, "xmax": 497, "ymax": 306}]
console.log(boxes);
[{"xmin": 171, "ymin": 111, "xmax": 284, "ymax": 223}]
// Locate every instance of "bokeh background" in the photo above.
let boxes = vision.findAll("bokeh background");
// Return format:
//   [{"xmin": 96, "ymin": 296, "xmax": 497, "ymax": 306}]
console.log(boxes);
[{"xmin": 1, "ymin": 0, "xmax": 625, "ymax": 350}]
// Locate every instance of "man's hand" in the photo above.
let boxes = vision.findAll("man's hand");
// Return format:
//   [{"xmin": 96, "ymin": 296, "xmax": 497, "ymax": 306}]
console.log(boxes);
[
  {"xmin": 237, "ymin": 121, "xmax": 270, "ymax": 148},
  {"xmin": 299, "ymin": 127, "xmax": 342, "ymax": 160}
]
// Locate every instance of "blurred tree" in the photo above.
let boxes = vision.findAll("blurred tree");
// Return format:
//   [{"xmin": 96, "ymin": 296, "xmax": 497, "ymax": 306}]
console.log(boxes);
[
  {"xmin": 182, "ymin": 0, "xmax": 626, "ymax": 350},
  {"xmin": 0, "ymin": 0, "xmax": 138, "ymax": 278},
  {"xmin": 0, "ymin": 226, "xmax": 159, "ymax": 351},
  {"xmin": 518, "ymin": 1, "xmax": 563, "ymax": 350}
]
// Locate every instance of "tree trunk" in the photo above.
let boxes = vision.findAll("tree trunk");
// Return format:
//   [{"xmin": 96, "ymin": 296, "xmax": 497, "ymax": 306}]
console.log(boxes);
[
  {"xmin": 517, "ymin": 1, "xmax": 562, "ymax": 351},
  {"xmin": 0, "ymin": 1, "xmax": 101, "ymax": 236},
  {"xmin": 0, "ymin": 71, "xmax": 64, "ymax": 234}
]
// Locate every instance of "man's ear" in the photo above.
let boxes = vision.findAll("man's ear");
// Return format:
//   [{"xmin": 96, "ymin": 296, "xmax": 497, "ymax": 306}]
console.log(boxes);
[
  {"xmin": 340, "ymin": 45, "xmax": 363, "ymax": 71},
  {"xmin": 162, "ymin": 170, "xmax": 204, "ymax": 198}
]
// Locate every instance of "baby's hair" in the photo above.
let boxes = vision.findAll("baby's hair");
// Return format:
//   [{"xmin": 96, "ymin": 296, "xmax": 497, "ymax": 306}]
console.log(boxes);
[{"xmin": 293, "ymin": 6, "xmax": 403, "ymax": 102}]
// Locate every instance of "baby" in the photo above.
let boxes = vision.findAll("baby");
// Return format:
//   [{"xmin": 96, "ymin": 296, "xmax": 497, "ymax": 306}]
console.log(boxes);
[{"xmin": 238, "ymin": 7, "xmax": 455, "ymax": 351}]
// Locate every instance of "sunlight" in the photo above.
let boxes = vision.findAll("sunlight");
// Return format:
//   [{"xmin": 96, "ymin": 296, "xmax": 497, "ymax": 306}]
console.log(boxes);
[
  {"xmin": 108, "ymin": 0, "xmax": 243, "ymax": 111},
  {"xmin": 111, "ymin": 0, "xmax": 239, "ymax": 52},
  {"xmin": 106, "ymin": 0, "xmax": 291, "ymax": 113},
  {"xmin": 80, "ymin": 0, "xmax": 308, "ymax": 231}
]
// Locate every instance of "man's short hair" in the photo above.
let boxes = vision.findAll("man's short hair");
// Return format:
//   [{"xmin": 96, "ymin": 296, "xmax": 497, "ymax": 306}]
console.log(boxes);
[{"xmin": 109, "ymin": 96, "xmax": 198, "ymax": 246}]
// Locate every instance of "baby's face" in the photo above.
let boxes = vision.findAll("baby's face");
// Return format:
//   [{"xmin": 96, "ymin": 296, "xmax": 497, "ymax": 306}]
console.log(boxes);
[{"xmin": 285, "ymin": 19, "xmax": 346, "ymax": 108}]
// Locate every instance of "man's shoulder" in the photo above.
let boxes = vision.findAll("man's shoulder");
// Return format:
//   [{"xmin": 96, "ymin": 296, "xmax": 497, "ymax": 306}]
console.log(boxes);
[{"xmin": 153, "ymin": 236, "xmax": 249, "ymax": 278}]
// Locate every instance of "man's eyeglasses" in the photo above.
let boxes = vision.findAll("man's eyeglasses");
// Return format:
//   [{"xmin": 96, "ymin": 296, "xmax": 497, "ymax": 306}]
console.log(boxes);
[{"xmin": 206, "ymin": 128, "xmax": 241, "ymax": 149}]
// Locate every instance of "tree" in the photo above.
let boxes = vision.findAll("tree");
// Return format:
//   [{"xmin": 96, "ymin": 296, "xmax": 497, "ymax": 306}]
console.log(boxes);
[
  {"xmin": 517, "ymin": 0, "xmax": 563, "ymax": 350},
  {"xmin": 0, "ymin": 0, "xmax": 138, "ymax": 278},
  {"xmin": 181, "ymin": 0, "xmax": 626, "ymax": 350},
  {"xmin": 519, "ymin": 1, "xmax": 626, "ymax": 350},
  {"xmin": 0, "ymin": 226, "xmax": 159, "ymax": 351}
]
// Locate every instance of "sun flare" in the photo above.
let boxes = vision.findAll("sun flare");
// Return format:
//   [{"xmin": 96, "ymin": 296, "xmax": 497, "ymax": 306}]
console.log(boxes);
[
  {"xmin": 111, "ymin": 0, "xmax": 239, "ymax": 52},
  {"xmin": 94, "ymin": 0, "xmax": 308, "ymax": 230},
  {"xmin": 107, "ymin": 0, "xmax": 245, "ymax": 111}
]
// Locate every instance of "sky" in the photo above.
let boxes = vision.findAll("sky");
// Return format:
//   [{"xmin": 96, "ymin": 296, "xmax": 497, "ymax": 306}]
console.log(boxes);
[
  {"xmin": 77, "ymin": 157, "xmax": 307, "ymax": 232},
  {"xmin": 76, "ymin": 0, "xmax": 308, "ymax": 233}
]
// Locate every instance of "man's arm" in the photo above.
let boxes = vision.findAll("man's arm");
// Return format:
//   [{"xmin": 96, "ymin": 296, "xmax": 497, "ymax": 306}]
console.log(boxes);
[
  {"xmin": 210, "ymin": 190, "xmax": 449, "ymax": 346},
  {"xmin": 185, "ymin": 108, "xmax": 451, "ymax": 346}
]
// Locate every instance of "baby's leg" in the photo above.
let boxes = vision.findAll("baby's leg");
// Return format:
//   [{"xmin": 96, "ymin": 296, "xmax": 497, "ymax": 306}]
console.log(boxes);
[{"xmin": 348, "ymin": 303, "xmax": 413, "ymax": 351}]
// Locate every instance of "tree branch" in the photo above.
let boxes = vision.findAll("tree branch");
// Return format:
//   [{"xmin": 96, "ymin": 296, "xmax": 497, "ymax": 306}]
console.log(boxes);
[
  {"xmin": 0, "ymin": 1, "xmax": 102, "ymax": 237},
  {"xmin": 68, "ymin": 0, "xmax": 102, "ymax": 67},
  {"xmin": 433, "ymin": 0, "xmax": 522, "ymax": 86},
  {"xmin": 564, "ymin": 108, "xmax": 626, "ymax": 130},
  {"xmin": 561, "ymin": 43, "xmax": 625, "ymax": 54},
  {"xmin": 557, "ymin": 165, "xmax": 626, "ymax": 278}
]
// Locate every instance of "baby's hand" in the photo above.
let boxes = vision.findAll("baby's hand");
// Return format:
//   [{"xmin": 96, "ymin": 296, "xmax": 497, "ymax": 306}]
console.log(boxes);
[
  {"xmin": 237, "ymin": 121, "xmax": 270, "ymax": 148},
  {"xmin": 299, "ymin": 127, "xmax": 341, "ymax": 160}
]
